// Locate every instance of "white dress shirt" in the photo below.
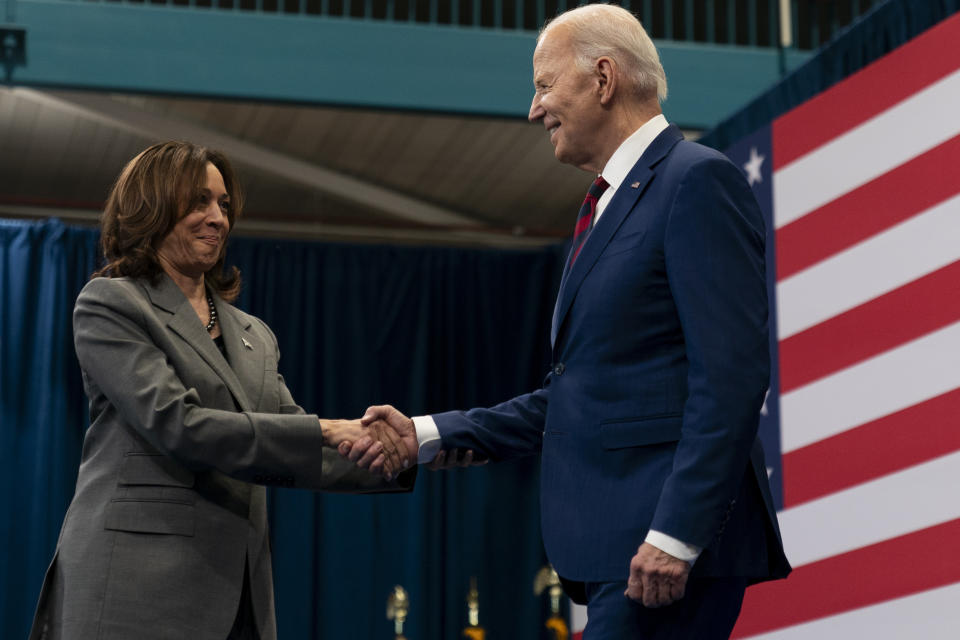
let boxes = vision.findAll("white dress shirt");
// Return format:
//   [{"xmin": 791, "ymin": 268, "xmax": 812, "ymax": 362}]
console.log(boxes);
[{"xmin": 412, "ymin": 114, "xmax": 701, "ymax": 565}]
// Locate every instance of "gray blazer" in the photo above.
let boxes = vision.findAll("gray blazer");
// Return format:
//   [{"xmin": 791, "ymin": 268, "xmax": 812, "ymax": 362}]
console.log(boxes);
[{"xmin": 30, "ymin": 274, "xmax": 410, "ymax": 640}]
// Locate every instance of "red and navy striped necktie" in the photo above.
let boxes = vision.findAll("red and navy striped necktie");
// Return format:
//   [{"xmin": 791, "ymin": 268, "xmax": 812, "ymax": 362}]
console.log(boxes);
[{"xmin": 568, "ymin": 175, "xmax": 610, "ymax": 267}]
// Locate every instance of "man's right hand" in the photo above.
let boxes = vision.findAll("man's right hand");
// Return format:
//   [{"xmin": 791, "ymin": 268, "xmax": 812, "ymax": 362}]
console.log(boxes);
[
  {"xmin": 363, "ymin": 405, "xmax": 418, "ymax": 473},
  {"xmin": 339, "ymin": 405, "xmax": 487, "ymax": 476},
  {"xmin": 337, "ymin": 405, "xmax": 417, "ymax": 479}
]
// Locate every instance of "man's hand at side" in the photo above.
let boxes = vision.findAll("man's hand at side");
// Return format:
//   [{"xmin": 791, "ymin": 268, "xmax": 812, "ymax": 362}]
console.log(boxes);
[{"xmin": 624, "ymin": 542, "xmax": 691, "ymax": 607}]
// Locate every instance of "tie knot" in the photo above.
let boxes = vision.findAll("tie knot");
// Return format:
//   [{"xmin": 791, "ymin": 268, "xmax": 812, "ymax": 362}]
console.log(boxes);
[{"xmin": 567, "ymin": 175, "xmax": 609, "ymax": 268}]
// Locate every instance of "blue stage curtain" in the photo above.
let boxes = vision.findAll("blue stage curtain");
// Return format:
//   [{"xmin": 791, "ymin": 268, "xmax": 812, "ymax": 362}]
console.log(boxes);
[
  {"xmin": 1, "ymin": 218, "xmax": 565, "ymax": 640},
  {"xmin": 699, "ymin": 0, "xmax": 960, "ymax": 151},
  {"xmin": 0, "ymin": 219, "xmax": 100, "ymax": 638}
]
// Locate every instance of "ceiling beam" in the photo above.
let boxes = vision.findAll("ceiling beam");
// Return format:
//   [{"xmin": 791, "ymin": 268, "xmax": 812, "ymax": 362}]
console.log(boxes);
[{"xmin": 17, "ymin": 87, "xmax": 482, "ymax": 229}]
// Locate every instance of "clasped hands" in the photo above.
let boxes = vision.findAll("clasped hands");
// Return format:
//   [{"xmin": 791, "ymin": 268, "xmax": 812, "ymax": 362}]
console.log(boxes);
[{"xmin": 324, "ymin": 405, "xmax": 480, "ymax": 480}]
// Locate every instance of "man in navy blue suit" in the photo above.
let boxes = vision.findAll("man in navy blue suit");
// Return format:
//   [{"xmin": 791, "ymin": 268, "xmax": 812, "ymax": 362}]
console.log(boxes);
[{"xmin": 348, "ymin": 4, "xmax": 790, "ymax": 637}]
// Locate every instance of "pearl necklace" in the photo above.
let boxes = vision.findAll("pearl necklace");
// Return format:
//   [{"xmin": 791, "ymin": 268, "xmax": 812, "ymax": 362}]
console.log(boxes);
[{"xmin": 205, "ymin": 292, "xmax": 218, "ymax": 333}]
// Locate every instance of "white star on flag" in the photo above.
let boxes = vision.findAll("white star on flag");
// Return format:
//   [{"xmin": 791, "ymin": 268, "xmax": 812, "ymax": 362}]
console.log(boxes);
[{"xmin": 743, "ymin": 147, "xmax": 765, "ymax": 186}]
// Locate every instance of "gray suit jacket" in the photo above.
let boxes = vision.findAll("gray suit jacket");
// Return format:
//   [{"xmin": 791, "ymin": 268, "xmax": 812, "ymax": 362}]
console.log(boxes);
[{"xmin": 30, "ymin": 274, "xmax": 410, "ymax": 640}]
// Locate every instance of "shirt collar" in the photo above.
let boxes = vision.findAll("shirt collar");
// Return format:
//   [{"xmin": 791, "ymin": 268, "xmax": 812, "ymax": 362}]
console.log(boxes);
[{"xmin": 600, "ymin": 113, "xmax": 669, "ymax": 192}]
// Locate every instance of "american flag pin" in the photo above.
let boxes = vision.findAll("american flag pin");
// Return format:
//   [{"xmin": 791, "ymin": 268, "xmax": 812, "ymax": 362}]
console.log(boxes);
[
  {"xmin": 241, "ymin": 337, "xmax": 253, "ymax": 350},
  {"xmin": 630, "ymin": 181, "xmax": 641, "ymax": 188}
]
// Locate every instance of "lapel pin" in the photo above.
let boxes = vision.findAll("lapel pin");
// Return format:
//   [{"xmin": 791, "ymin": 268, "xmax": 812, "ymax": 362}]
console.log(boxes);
[
  {"xmin": 241, "ymin": 337, "xmax": 253, "ymax": 350},
  {"xmin": 630, "ymin": 181, "xmax": 641, "ymax": 189}
]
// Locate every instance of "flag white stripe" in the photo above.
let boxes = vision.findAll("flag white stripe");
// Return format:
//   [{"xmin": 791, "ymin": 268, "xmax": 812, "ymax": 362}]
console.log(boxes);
[
  {"xmin": 779, "ymin": 319, "xmax": 960, "ymax": 453},
  {"xmin": 772, "ymin": 68, "xmax": 960, "ymax": 229},
  {"xmin": 740, "ymin": 582, "xmax": 960, "ymax": 639},
  {"xmin": 776, "ymin": 451, "xmax": 960, "ymax": 567},
  {"xmin": 776, "ymin": 193, "xmax": 960, "ymax": 340}
]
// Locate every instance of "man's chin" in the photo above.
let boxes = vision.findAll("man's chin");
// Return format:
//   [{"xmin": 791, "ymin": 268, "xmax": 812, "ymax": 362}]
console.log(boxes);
[{"xmin": 554, "ymin": 149, "xmax": 586, "ymax": 171}]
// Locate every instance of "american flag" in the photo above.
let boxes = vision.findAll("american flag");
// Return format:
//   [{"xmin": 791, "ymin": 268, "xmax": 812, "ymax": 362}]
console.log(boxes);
[{"xmin": 722, "ymin": 11, "xmax": 960, "ymax": 638}]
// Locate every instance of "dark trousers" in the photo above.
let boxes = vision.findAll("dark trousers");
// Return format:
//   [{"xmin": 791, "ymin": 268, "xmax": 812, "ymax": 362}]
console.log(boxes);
[{"xmin": 570, "ymin": 578, "xmax": 747, "ymax": 640}]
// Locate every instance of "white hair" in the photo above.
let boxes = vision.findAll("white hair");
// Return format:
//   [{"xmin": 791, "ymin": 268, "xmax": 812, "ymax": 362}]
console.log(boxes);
[{"xmin": 541, "ymin": 3, "xmax": 668, "ymax": 102}]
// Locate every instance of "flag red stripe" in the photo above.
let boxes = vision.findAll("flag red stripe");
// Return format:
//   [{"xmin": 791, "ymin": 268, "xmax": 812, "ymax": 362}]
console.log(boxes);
[
  {"xmin": 781, "ymin": 388, "xmax": 960, "ymax": 507},
  {"xmin": 731, "ymin": 518, "xmax": 960, "ymax": 637},
  {"xmin": 778, "ymin": 259, "xmax": 960, "ymax": 393},
  {"xmin": 771, "ymin": 13, "xmax": 960, "ymax": 170},
  {"xmin": 775, "ymin": 133, "xmax": 960, "ymax": 281}
]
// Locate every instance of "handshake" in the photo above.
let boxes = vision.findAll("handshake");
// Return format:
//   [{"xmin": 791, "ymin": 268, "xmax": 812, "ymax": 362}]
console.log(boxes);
[{"xmin": 322, "ymin": 405, "xmax": 482, "ymax": 480}]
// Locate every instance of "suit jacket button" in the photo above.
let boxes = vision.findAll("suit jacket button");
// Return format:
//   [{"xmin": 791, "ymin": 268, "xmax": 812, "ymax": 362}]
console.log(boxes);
[{"xmin": 553, "ymin": 363, "xmax": 565, "ymax": 376}]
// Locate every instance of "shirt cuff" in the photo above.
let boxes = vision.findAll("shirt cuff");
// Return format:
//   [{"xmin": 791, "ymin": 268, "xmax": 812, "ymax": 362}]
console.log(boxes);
[
  {"xmin": 645, "ymin": 530, "xmax": 702, "ymax": 565},
  {"xmin": 412, "ymin": 415, "xmax": 442, "ymax": 464}
]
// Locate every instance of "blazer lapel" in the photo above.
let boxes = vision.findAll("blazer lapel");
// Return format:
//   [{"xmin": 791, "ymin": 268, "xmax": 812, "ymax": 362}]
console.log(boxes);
[
  {"xmin": 215, "ymin": 299, "xmax": 265, "ymax": 411},
  {"xmin": 551, "ymin": 125, "xmax": 684, "ymax": 347},
  {"xmin": 145, "ymin": 275, "xmax": 254, "ymax": 412}
]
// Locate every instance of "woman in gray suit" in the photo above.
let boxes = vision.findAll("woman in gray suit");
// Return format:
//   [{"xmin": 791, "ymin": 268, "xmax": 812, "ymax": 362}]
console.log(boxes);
[{"xmin": 30, "ymin": 141, "xmax": 412, "ymax": 640}]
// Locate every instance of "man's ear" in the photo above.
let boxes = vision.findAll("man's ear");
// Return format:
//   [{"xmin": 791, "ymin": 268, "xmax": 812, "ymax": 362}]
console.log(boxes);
[{"xmin": 596, "ymin": 57, "xmax": 618, "ymax": 105}]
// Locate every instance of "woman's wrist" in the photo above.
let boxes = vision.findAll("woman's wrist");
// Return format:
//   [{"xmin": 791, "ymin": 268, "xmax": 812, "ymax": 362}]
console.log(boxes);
[{"xmin": 319, "ymin": 418, "xmax": 362, "ymax": 446}]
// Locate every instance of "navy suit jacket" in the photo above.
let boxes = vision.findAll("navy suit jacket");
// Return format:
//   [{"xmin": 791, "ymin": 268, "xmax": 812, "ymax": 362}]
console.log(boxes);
[{"xmin": 434, "ymin": 125, "xmax": 791, "ymax": 584}]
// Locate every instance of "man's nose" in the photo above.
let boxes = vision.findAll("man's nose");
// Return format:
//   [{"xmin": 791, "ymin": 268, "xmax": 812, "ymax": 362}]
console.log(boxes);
[{"xmin": 529, "ymin": 94, "xmax": 544, "ymax": 122}]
